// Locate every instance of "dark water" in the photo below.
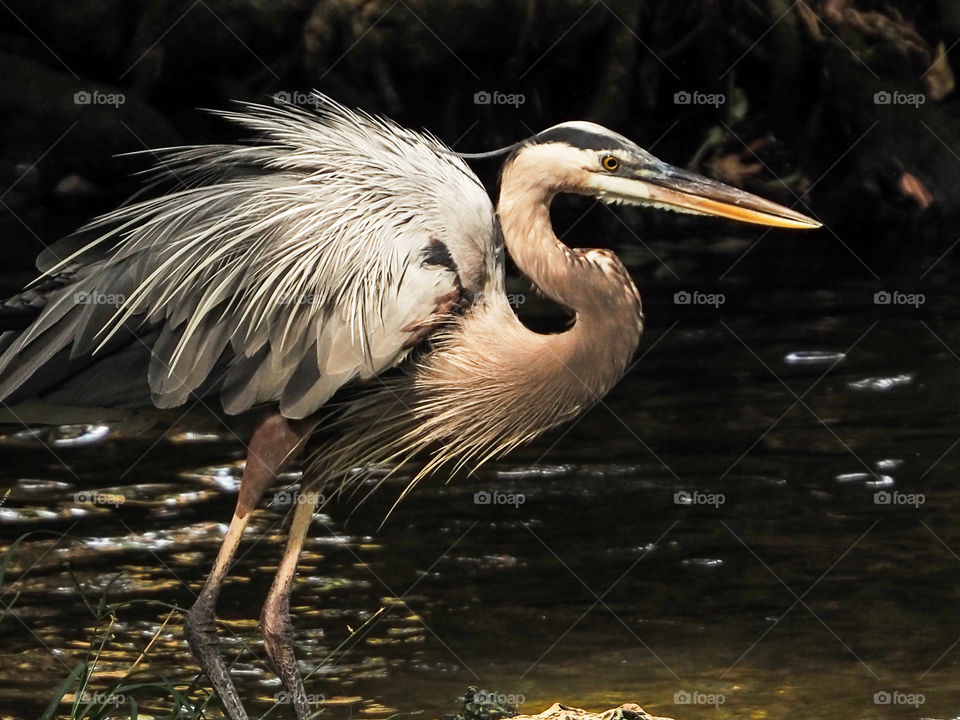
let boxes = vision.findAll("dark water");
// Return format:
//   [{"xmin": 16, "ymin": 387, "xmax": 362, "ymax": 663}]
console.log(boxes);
[{"xmin": 2, "ymin": 222, "xmax": 960, "ymax": 720}]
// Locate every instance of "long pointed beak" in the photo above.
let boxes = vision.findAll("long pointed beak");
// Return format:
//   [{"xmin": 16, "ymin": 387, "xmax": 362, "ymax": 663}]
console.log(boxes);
[{"xmin": 590, "ymin": 162, "xmax": 822, "ymax": 230}]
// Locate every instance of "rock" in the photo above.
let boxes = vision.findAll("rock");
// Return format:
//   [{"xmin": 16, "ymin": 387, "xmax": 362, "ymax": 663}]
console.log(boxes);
[
  {"xmin": 439, "ymin": 688, "xmax": 673, "ymax": 720},
  {"xmin": 524, "ymin": 704, "xmax": 674, "ymax": 720}
]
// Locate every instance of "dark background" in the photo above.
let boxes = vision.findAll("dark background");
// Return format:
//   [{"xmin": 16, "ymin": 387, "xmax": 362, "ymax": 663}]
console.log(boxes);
[
  {"xmin": 1, "ymin": 0, "xmax": 958, "ymax": 286},
  {"xmin": 2, "ymin": 3, "xmax": 960, "ymax": 720}
]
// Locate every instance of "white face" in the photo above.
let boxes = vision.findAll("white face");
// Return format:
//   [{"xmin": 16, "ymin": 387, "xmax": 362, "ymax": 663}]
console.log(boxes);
[
  {"xmin": 501, "ymin": 120, "xmax": 819, "ymax": 229},
  {"xmin": 511, "ymin": 128, "xmax": 820, "ymax": 230},
  {"xmin": 509, "ymin": 139, "xmax": 669, "ymax": 210}
]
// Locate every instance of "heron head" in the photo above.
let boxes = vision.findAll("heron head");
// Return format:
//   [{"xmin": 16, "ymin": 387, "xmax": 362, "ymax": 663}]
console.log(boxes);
[{"xmin": 505, "ymin": 121, "xmax": 820, "ymax": 230}]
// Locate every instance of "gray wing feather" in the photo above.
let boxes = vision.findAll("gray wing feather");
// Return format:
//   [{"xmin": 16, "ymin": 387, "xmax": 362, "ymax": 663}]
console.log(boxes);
[
  {"xmin": 0, "ymin": 94, "xmax": 497, "ymax": 419},
  {"xmin": 44, "ymin": 334, "xmax": 158, "ymax": 407}
]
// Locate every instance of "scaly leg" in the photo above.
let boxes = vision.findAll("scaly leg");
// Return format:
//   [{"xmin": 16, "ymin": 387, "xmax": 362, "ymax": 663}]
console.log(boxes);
[
  {"xmin": 184, "ymin": 412, "xmax": 313, "ymax": 720},
  {"xmin": 262, "ymin": 488, "xmax": 321, "ymax": 719}
]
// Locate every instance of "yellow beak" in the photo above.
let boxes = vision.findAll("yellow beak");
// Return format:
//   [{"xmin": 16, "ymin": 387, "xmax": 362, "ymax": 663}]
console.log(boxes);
[{"xmin": 589, "ymin": 163, "xmax": 821, "ymax": 230}]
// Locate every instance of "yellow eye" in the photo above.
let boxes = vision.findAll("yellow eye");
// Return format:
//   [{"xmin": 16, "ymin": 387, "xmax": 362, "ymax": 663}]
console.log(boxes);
[{"xmin": 602, "ymin": 155, "xmax": 620, "ymax": 171}]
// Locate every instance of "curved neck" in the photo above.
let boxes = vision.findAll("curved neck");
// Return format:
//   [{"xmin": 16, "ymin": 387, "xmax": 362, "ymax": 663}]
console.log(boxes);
[
  {"xmin": 372, "ymin": 164, "xmax": 646, "ymax": 477},
  {"xmin": 497, "ymin": 181, "xmax": 580, "ymax": 310},
  {"xmin": 494, "ymin": 163, "xmax": 644, "ymax": 398}
]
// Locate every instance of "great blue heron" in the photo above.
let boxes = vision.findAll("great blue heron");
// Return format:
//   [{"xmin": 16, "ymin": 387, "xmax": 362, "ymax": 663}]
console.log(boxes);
[{"xmin": 0, "ymin": 94, "xmax": 819, "ymax": 719}]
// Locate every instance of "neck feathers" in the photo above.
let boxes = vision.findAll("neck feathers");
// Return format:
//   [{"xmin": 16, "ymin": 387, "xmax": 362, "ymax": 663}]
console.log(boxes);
[{"xmin": 309, "ymin": 160, "xmax": 644, "ymax": 510}]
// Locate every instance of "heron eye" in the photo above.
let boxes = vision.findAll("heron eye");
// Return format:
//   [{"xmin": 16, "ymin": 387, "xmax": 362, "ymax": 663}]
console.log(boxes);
[{"xmin": 602, "ymin": 155, "xmax": 620, "ymax": 171}]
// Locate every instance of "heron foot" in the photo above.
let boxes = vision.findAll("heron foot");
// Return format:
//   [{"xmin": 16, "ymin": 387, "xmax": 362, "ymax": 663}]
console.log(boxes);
[
  {"xmin": 262, "ymin": 593, "xmax": 312, "ymax": 719},
  {"xmin": 185, "ymin": 595, "xmax": 249, "ymax": 720},
  {"xmin": 261, "ymin": 485, "xmax": 321, "ymax": 719}
]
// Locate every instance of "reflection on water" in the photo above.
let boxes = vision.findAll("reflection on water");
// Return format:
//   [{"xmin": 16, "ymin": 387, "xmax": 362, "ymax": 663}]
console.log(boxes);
[{"xmin": 2, "ymin": 232, "xmax": 960, "ymax": 720}]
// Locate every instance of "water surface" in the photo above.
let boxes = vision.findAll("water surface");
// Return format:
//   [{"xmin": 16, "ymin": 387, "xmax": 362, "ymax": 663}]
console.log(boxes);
[{"xmin": 2, "ymin": 224, "xmax": 959, "ymax": 720}]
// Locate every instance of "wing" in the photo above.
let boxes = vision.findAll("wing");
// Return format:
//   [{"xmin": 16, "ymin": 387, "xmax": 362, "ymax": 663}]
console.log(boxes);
[{"xmin": 0, "ymin": 95, "xmax": 502, "ymax": 419}]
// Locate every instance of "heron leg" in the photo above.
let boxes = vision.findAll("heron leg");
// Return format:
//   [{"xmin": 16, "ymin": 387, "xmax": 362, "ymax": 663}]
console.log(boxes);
[
  {"xmin": 184, "ymin": 412, "xmax": 313, "ymax": 720},
  {"xmin": 262, "ymin": 488, "xmax": 320, "ymax": 719},
  {"xmin": 185, "ymin": 511, "xmax": 252, "ymax": 720}
]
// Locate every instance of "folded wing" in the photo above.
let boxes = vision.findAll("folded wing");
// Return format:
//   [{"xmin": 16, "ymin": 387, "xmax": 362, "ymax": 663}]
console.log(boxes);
[{"xmin": 0, "ymin": 95, "xmax": 499, "ymax": 419}]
